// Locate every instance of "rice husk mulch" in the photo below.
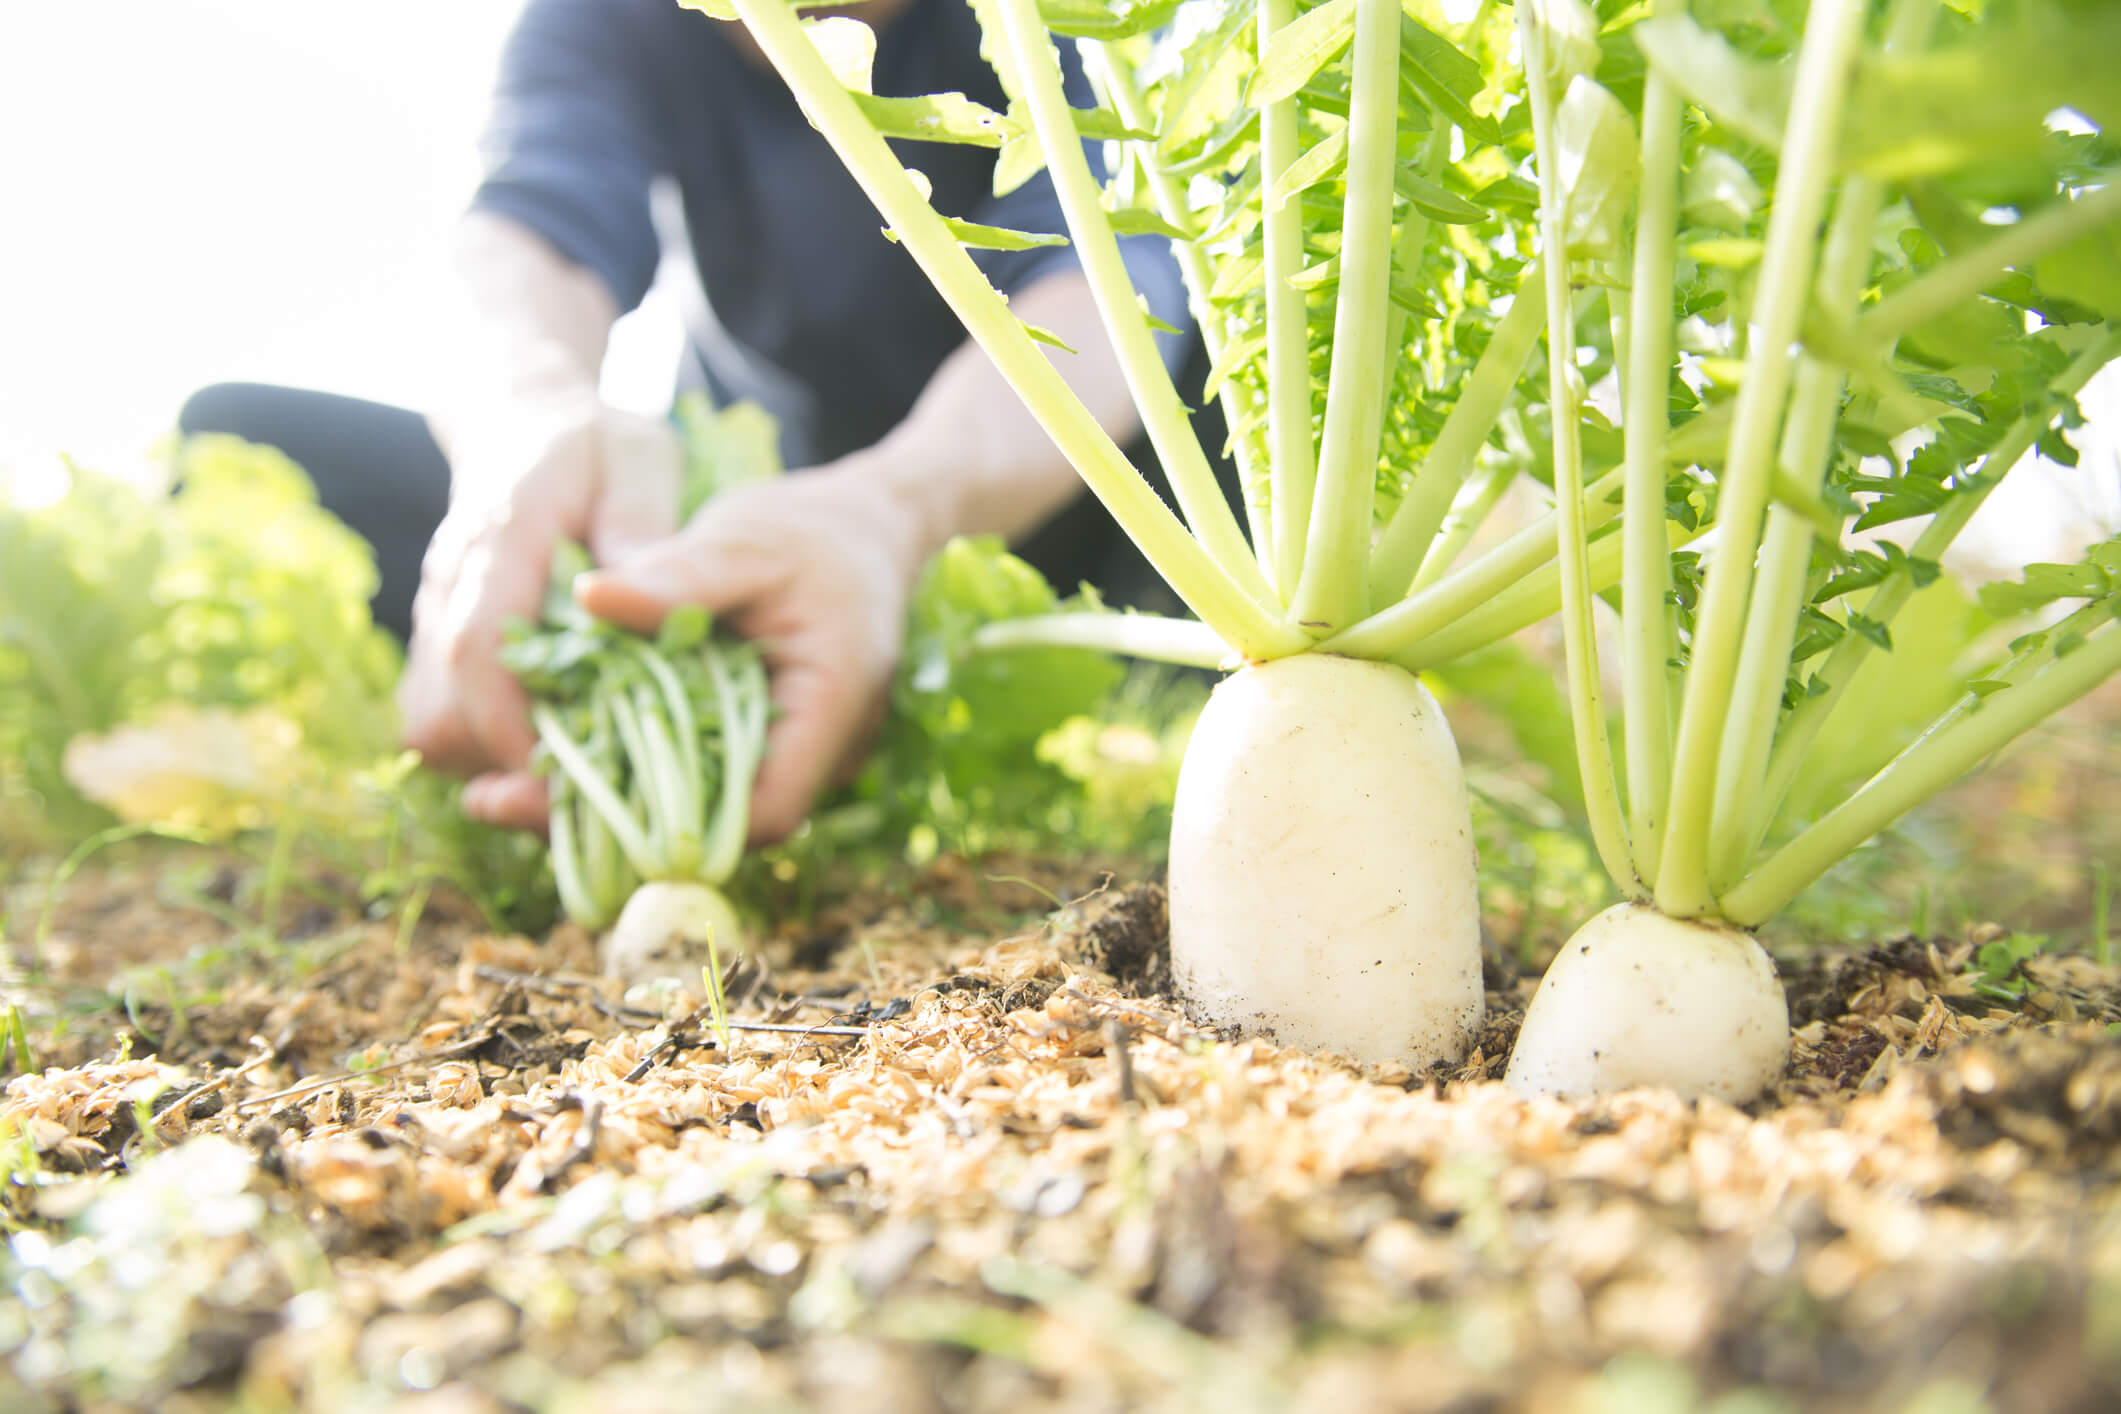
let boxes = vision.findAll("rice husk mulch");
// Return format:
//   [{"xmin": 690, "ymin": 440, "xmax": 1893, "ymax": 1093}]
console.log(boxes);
[{"xmin": 5, "ymin": 857, "xmax": 2121, "ymax": 1413}]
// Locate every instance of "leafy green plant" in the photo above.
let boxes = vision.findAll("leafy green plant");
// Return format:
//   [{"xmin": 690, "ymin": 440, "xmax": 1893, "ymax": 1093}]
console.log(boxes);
[
  {"xmin": 0, "ymin": 440, "xmax": 554, "ymax": 936},
  {"xmin": 691, "ymin": 0, "xmax": 1630, "ymax": 1065},
  {"xmin": 1504, "ymin": 0, "xmax": 2121, "ymax": 1100}
]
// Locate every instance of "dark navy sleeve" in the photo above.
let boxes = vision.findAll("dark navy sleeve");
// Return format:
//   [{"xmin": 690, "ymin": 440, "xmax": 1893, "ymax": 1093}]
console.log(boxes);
[
  {"xmin": 470, "ymin": 0, "xmax": 670, "ymax": 314},
  {"xmin": 971, "ymin": 41, "xmax": 1193, "ymax": 373}
]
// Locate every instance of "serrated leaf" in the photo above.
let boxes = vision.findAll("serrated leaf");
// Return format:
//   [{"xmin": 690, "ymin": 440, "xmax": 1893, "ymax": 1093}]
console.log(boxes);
[
  {"xmin": 1036, "ymin": 0, "xmax": 1184, "ymax": 40},
  {"xmin": 1394, "ymin": 167, "xmax": 1488, "ymax": 224},
  {"xmin": 1401, "ymin": 14, "xmax": 1502, "ymax": 146},
  {"xmin": 1020, "ymin": 319, "xmax": 1079, "ymax": 354},
  {"xmin": 941, "ymin": 217, "xmax": 1070, "ymax": 251},
  {"xmin": 1248, "ymin": 0, "xmax": 1357, "ymax": 107},
  {"xmin": 1554, "ymin": 76, "xmax": 1638, "ymax": 259},
  {"xmin": 804, "ymin": 16, "xmax": 877, "ymax": 94},
  {"xmin": 1979, "ymin": 558, "xmax": 2115, "ymax": 617},
  {"xmin": 1207, "ymin": 245, "xmax": 1264, "ymax": 303},
  {"xmin": 1633, "ymin": 16, "xmax": 1791, "ymax": 153},
  {"xmin": 1268, "ymin": 126, "xmax": 1350, "ymax": 212},
  {"xmin": 1107, "ymin": 206, "xmax": 1193, "ymax": 241},
  {"xmin": 851, "ymin": 91, "xmax": 1013, "ymax": 147}
]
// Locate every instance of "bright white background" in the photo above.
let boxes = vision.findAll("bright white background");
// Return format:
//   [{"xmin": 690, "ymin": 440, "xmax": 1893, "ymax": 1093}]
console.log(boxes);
[
  {"xmin": 0, "ymin": 0, "xmax": 679, "ymax": 486},
  {"xmin": 0, "ymin": 0, "xmax": 2113, "ymax": 567}
]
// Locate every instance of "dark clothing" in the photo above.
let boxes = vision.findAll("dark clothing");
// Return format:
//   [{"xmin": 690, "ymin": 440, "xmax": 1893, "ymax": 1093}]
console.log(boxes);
[
  {"xmin": 180, "ymin": 0, "xmax": 1230, "ymax": 639},
  {"xmin": 473, "ymin": 0, "xmax": 1189, "ymax": 469},
  {"xmin": 177, "ymin": 380, "xmax": 1207, "ymax": 640},
  {"xmin": 177, "ymin": 385, "xmax": 449, "ymax": 642}
]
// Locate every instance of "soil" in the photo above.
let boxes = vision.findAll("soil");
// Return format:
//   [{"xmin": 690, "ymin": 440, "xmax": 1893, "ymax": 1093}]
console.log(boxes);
[{"xmin": 4, "ymin": 853, "xmax": 2121, "ymax": 1413}]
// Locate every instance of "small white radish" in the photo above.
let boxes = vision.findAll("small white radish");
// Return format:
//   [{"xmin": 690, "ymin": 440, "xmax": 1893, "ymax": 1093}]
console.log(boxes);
[
  {"xmin": 1168, "ymin": 653, "xmax": 1484, "ymax": 1068},
  {"xmin": 1505, "ymin": 901, "xmax": 1788, "ymax": 1102},
  {"xmin": 601, "ymin": 880, "xmax": 748, "ymax": 987}
]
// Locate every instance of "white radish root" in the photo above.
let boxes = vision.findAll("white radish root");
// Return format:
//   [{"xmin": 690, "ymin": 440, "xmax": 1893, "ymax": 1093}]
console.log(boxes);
[
  {"xmin": 1168, "ymin": 653, "xmax": 1484, "ymax": 1068},
  {"xmin": 1505, "ymin": 901, "xmax": 1788, "ymax": 1103},
  {"xmin": 601, "ymin": 881, "xmax": 748, "ymax": 987}
]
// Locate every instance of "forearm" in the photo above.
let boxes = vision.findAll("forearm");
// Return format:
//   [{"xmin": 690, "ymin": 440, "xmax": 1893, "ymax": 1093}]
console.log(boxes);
[
  {"xmin": 864, "ymin": 269, "xmax": 1142, "ymax": 560},
  {"xmin": 431, "ymin": 212, "xmax": 621, "ymax": 480}
]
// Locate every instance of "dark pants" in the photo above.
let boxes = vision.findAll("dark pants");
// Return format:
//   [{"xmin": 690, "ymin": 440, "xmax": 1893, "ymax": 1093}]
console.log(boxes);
[{"xmin": 178, "ymin": 369, "xmax": 1233, "ymax": 641}]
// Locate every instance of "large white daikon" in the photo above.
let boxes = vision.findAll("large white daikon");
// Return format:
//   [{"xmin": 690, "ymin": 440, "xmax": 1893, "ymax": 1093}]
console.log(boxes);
[
  {"xmin": 698, "ymin": 0, "xmax": 1619, "ymax": 1065},
  {"xmin": 1506, "ymin": 0, "xmax": 2121, "ymax": 1101}
]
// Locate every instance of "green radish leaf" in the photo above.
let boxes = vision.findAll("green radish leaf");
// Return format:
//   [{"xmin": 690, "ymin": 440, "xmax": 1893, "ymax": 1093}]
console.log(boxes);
[
  {"xmin": 1202, "ymin": 326, "xmax": 1268, "ymax": 401},
  {"xmin": 1632, "ymin": 16, "xmax": 1792, "ymax": 153},
  {"xmin": 1019, "ymin": 318, "xmax": 1079, "ymax": 354},
  {"xmin": 1394, "ymin": 167, "xmax": 1488, "ymax": 223},
  {"xmin": 677, "ymin": 395, "xmax": 784, "ymax": 519},
  {"xmin": 1400, "ymin": 14, "xmax": 1503, "ymax": 146},
  {"xmin": 1683, "ymin": 148, "xmax": 1763, "ymax": 231},
  {"xmin": 993, "ymin": 130, "xmax": 1046, "ymax": 198},
  {"xmin": 1979, "ymin": 552, "xmax": 2118, "ymax": 618},
  {"xmin": 1036, "ymin": 0, "xmax": 1183, "ymax": 41},
  {"xmin": 1248, "ymin": 0, "xmax": 1356, "ymax": 107},
  {"xmin": 1530, "ymin": 0, "xmax": 1601, "ymax": 93},
  {"xmin": 852, "ymin": 92, "xmax": 1014, "ymax": 147},
  {"xmin": 1207, "ymin": 244, "xmax": 1264, "ymax": 303},
  {"xmin": 1066, "ymin": 106, "xmax": 1155, "ymax": 143},
  {"xmin": 2034, "ymin": 222, "xmax": 2121, "ymax": 322},
  {"xmin": 1268, "ymin": 126, "xmax": 1350, "ymax": 212},
  {"xmin": 804, "ymin": 16, "xmax": 877, "ymax": 93},
  {"xmin": 938, "ymin": 217, "xmax": 1070, "ymax": 251},
  {"xmin": 1554, "ymin": 76, "xmax": 1639, "ymax": 260},
  {"xmin": 1106, "ymin": 207, "xmax": 1193, "ymax": 240}
]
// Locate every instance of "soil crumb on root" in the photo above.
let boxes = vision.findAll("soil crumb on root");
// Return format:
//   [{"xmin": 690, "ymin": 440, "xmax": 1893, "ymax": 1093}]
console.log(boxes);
[{"xmin": 5, "ymin": 860, "xmax": 2121, "ymax": 1413}]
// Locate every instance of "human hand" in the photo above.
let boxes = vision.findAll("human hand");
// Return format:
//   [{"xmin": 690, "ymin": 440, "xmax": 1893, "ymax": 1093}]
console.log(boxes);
[
  {"xmin": 462, "ymin": 457, "xmax": 931, "ymax": 843},
  {"xmin": 397, "ymin": 397, "xmax": 681, "ymax": 813}
]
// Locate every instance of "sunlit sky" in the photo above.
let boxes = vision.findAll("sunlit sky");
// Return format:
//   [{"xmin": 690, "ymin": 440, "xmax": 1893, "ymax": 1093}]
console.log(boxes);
[{"xmin": 1, "ymin": 0, "xmax": 2114, "ymax": 568}]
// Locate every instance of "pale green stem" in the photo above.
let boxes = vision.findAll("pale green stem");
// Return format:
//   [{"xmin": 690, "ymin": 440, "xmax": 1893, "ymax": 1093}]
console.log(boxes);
[
  {"xmin": 996, "ymin": 0, "xmax": 1274, "ymax": 607},
  {"xmin": 1710, "ymin": 141, "xmax": 1894, "ymax": 888},
  {"xmin": 1287, "ymin": 0, "xmax": 1399, "ymax": 633},
  {"xmin": 1654, "ymin": 0, "xmax": 1867, "ymax": 918},
  {"xmin": 1523, "ymin": 3, "xmax": 1637, "ymax": 896},
  {"xmin": 1720, "ymin": 624, "xmax": 2121, "ymax": 926},
  {"xmin": 726, "ymin": 0, "xmax": 1304, "ymax": 660},
  {"xmin": 604, "ymin": 686, "xmax": 674, "ymax": 874},
  {"xmin": 1407, "ymin": 462, "xmax": 1516, "ymax": 594},
  {"xmin": 630, "ymin": 677, "xmax": 703, "ymax": 877},
  {"xmin": 970, "ymin": 612, "xmax": 1231, "ymax": 669},
  {"xmin": 1376, "ymin": 126, "xmax": 1448, "ymax": 411},
  {"xmin": 1387, "ymin": 517, "xmax": 1707, "ymax": 671},
  {"xmin": 1091, "ymin": 47, "xmax": 1275, "ymax": 578},
  {"xmin": 1859, "ymin": 177, "xmax": 2121, "ymax": 347},
  {"xmin": 1367, "ymin": 262, "xmax": 1549, "ymax": 602},
  {"xmin": 532, "ymin": 703, "xmax": 657, "ymax": 876},
  {"xmin": 635, "ymin": 644, "xmax": 704, "ymax": 798},
  {"xmin": 701, "ymin": 649, "xmax": 760, "ymax": 884},
  {"xmin": 547, "ymin": 790, "xmax": 605, "ymax": 931},
  {"xmin": 1320, "ymin": 467, "xmax": 1626, "ymax": 659},
  {"xmin": 1259, "ymin": 0, "xmax": 1318, "ymax": 600},
  {"xmin": 1620, "ymin": 4, "xmax": 1683, "ymax": 883},
  {"xmin": 1758, "ymin": 331, "xmax": 2121, "ymax": 828}
]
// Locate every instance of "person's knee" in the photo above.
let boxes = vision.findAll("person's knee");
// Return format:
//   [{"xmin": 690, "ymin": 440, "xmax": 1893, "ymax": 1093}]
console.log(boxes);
[{"xmin": 176, "ymin": 382, "xmax": 275, "ymax": 439}]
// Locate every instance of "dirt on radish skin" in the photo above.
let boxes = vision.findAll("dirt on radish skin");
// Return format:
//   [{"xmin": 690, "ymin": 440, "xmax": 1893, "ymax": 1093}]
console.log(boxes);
[
  {"xmin": 1168, "ymin": 654, "xmax": 1484, "ymax": 1068},
  {"xmin": 1505, "ymin": 901, "xmax": 1791, "ymax": 1102},
  {"xmin": 600, "ymin": 880, "xmax": 749, "ymax": 986}
]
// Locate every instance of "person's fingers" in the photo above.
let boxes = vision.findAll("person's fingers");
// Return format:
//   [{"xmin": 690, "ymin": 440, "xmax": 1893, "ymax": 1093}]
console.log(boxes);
[
  {"xmin": 576, "ymin": 520, "xmax": 782, "ymax": 634},
  {"xmin": 464, "ymin": 769, "xmax": 550, "ymax": 831},
  {"xmin": 746, "ymin": 652, "xmax": 871, "ymax": 844},
  {"xmin": 588, "ymin": 411, "xmax": 681, "ymax": 567},
  {"xmin": 440, "ymin": 517, "xmax": 553, "ymax": 772}
]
